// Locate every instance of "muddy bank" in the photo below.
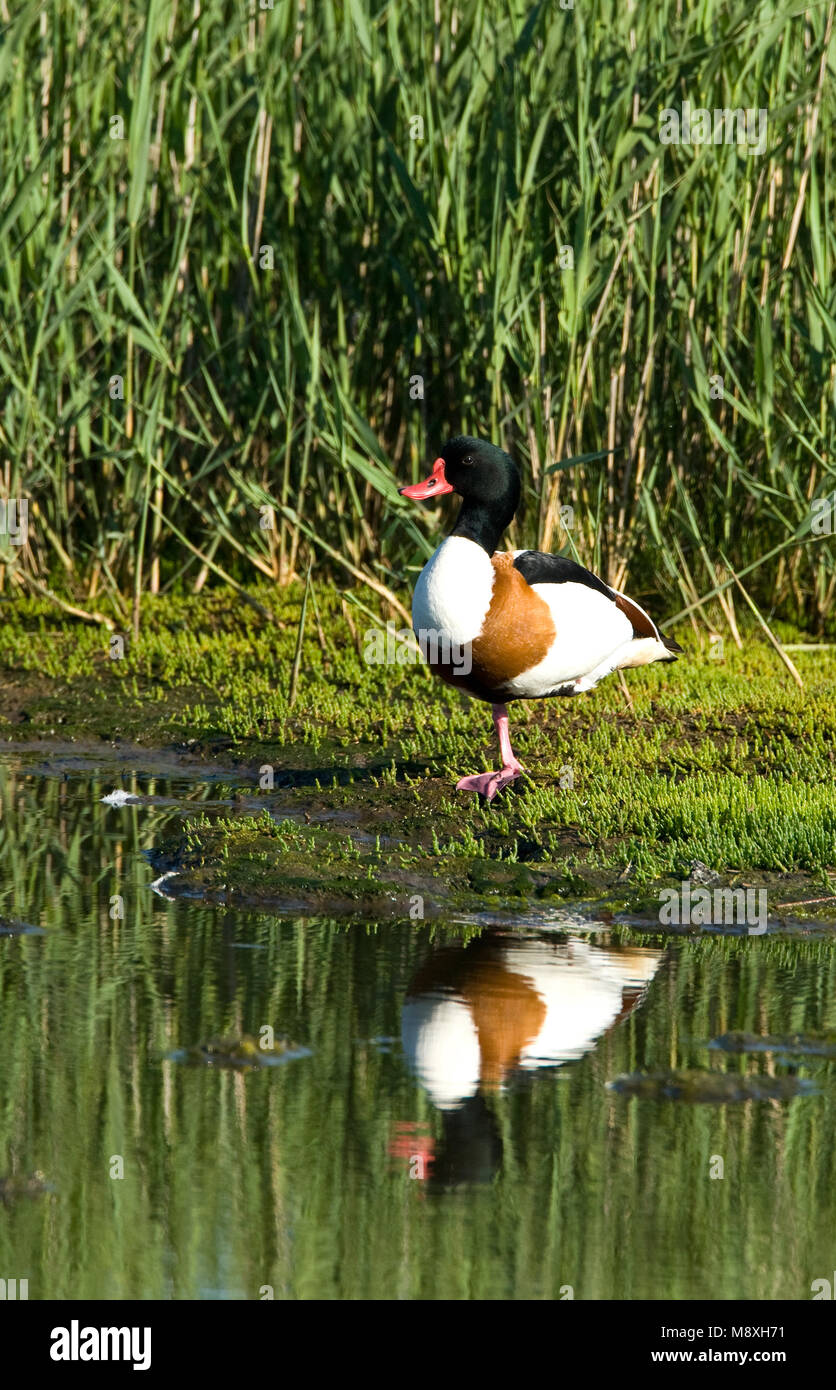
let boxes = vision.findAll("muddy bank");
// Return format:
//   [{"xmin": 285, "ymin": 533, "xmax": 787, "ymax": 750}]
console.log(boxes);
[
  {"xmin": 3, "ymin": 587, "xmax": 835, "ymax": 917},
  {"xmin": 141, "ymin": 777, "xmax": 836, "ymax": 929},
  {"xmin": 1, "ymin": 731, "xmax": 834, "ymax": 928}
]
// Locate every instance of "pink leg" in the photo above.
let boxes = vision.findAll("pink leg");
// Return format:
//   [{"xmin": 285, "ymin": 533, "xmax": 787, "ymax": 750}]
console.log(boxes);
[{"xmin": 456, "ymin": 704, "xmax": 524, "ymax": 800}]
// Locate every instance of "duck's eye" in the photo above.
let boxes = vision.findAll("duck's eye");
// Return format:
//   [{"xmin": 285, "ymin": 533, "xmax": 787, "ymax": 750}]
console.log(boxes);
[{"xmin": 462, "ymin": 456, "xmax": 473, "ymax": 466}]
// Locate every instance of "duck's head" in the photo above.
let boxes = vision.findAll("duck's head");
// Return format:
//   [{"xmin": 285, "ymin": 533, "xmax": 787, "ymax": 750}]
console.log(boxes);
[{"xmin": 399, "ymin": 436, "xmax": 520, "ymax": 553}]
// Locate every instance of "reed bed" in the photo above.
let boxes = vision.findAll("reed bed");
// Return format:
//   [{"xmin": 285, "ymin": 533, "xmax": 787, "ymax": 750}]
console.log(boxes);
[{"xmin": 1, "ymin": 0, "xmax": 834, "ymax": 638}]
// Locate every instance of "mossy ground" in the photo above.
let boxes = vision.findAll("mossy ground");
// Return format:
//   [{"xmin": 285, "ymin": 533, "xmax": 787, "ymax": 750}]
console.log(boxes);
[{"xmin": 2, "ymin": 582, "xmax": 835, "ymax": 921}]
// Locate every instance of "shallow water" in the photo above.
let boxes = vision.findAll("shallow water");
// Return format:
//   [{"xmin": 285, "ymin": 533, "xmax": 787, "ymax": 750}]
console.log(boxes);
[{"xmin": 1, "ymin": 751, "xmax": 835, "ymax": 1300}]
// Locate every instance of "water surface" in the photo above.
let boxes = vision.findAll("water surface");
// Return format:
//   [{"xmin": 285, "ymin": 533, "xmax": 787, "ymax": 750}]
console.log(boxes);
[{"xmin": 0, "ymin": 753, "xmax": 834, "ymax": 1300}]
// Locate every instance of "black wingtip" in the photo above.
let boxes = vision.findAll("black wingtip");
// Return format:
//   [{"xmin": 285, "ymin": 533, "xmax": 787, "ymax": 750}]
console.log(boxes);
[{"xmin": 661, "ymin": 635, "xmax": 684, "ymax": 655}]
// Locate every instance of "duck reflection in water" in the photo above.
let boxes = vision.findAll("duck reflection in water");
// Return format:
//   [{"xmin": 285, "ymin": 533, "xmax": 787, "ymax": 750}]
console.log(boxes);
[{"xmin": 398, "ymin": 932, "xmax": 663, "ymax": 1189}]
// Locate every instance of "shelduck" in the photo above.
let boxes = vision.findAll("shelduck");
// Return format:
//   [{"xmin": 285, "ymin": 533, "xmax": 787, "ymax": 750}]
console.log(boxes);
[
  {"xmin": 399, "ymin": 436, "xmax": 682, "ymax": 798},
  {"xmin": 402, "ymin": 935, "xmax": 663, "ymax": 1107},
  {"xmin": 398, "ymin": 934, "xmax": 662, "ymax": 1185}
]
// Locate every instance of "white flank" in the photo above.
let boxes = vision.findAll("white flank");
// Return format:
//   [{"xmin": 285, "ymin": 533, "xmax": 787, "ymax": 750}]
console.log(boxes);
[
  {"xmin": 411, "ymin": 536, "xmax": 495, "ymax": 649},
  {"xmin": 401, "ymin": 939, "xmax": 662, "ymax": 1105},
  {"xmin": 502, "ymin": 938, "xmax": 662, "ymax": 1068},
  {"xmin": 570, "ymin": 635, "xmax": 670, "ymax": 692},
  {"xmin": 505, "ymin": 581, "xmax": 634, "ymax": 696}
]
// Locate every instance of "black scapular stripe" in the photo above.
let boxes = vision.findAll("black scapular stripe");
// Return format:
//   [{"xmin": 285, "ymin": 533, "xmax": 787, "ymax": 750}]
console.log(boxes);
[{"xmin": 512, "ymin": 551, "xmax": 614, "ymax": 600}]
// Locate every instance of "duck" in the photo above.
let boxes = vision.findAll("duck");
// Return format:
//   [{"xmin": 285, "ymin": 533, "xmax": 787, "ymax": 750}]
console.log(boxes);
[
  {"xmin": 401, "ymin": 933, "xmax": 663, "ymax": 1109},
  {"xmin": 398, "ymin": 933, "xmax": 663, "ymax": 1187},
  {"xmin": 399, "ymin": 436, "xmax": 682, "ymax": 798}
]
